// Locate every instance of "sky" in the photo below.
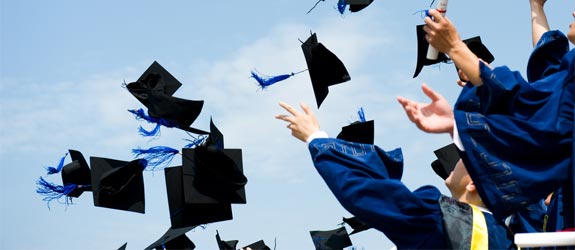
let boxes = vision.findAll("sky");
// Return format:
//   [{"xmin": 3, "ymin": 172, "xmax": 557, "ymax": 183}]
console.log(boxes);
[{"xmin": 1, "ymin": 1, "xmax": 573, "ymax": 249}]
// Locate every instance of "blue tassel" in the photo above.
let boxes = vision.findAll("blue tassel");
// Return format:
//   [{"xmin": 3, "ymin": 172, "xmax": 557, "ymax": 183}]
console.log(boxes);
[
  {"xmin": 337, "ymin": 0, "xmax": 348, "ymax": 14},
  {"xmin": 36, "ymin": 177, "xmax": 77, "ymax": 208},
  {"xmin": 132, "ymin": 146, "xmax": 179, "ymax": 170},
  {"xmin": 128, "ymin": 108, "xmax": 180, "ymax": 137},
  {"xmin": 45, "ymin": 152, "xmax": 69, "ymax": 175},
  {"xmin": 184, "ymin": 135, "xmax": 207, "ymax": 148},
  {"xmin": 250, "ymin": 69, "xmax": 307, "ymax": 90},
  {"xmin": 357, "ymin": 107, "xmax": 366, "ymax": 123}
]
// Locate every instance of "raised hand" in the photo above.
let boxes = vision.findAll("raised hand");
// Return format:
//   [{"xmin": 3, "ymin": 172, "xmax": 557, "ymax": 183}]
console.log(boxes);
[{"xmin": 397, "ymin": 84, "xmax": 454, "ymax": 135}]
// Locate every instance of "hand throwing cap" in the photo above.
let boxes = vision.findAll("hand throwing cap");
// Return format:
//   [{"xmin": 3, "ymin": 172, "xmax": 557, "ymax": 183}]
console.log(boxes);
[
  {"xmin": 90, "ymin": 157, "xmax": 147, "ymax": 213},
  {"xmin": 301, "ymin": 32, "xmax": 351, "ymax": 108},
  {"xmin": 414, "ymin": 25, "xmax": 495, "ymax": 78}
]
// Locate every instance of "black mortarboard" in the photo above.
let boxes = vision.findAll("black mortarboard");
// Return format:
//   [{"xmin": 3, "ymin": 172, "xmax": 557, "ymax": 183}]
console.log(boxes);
[
  {"xmin": 309, "ymin": 227, "xmax": 353, "ymax": 250},
  {"xmin": 61, "ymin": 149, "xmax": 92, "ymax": 197},
  {"xmin": 144, "ymin": 226, "xmax": 197, "ymax": 250},
  {"xmin": 127, "ymin": 62, "xmax": 207, "ymax": 135},
  {"xmin": 431, "ymin": 143, "xmax": 460, "ymax": 180},
  {"xmin": 336, "ymin": 120, "xmax": 374, "ymax": 144},
  {"xmin": 413, "ymin": 24, "xmax": 449, "ymax": 78},
  {"xmin": 342, "ymin": 217, "xmax": 371, "ymax": 235},
  {"xmin": 182, "ymin": 119, "xmax": 247, "ymax": 204},
  {"xmin": 165, "ymin": 166, "xmax": 233, "ymax": 228},
  {"xmin": 127, "ymin": 61, "xmax": 182, "ymax": 107},
  {"xmin": 216, "ymin": 231, "xmax": 238, "ymax": 250},
  {"xmin": 90, "ymin": 157, "xmax": 147, "ymax": 213},
  {"xmin": 301, "ymin": 32, "xmax": 351, "ymax": 108},
  {"xmin": 241, "ymin": 240, "xmax": 271, "ymax": 250},
  {"xmin": 345, "ymin": 0, "xmax": 374, "ymax": 12},
  {"xmin": 414, "ymin": 25, "xmax": 495, "ymax": 78},
  {"xmin": 117, "ymin": 242, "xmax": 128, "ymax": 250}
]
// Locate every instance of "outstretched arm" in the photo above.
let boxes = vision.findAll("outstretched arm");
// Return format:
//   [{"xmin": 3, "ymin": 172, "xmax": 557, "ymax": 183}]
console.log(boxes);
[
  {"xmin": 275, "ymin": 102, "xmax": 320, "ymax": 142},
  {"xmin": 530, "ymin": 0, "xmax": 550, "ymax": 47},
  {"xmin": 397, "ymin": 83, "xmax": 454, "ymax": 136},
  {"xmin": 423, "ymin": 9, "xmax": 484, "ymax": 86}
]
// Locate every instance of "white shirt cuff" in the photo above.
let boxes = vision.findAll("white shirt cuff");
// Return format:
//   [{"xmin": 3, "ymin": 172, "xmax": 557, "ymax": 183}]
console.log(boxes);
[
  {"xmin": 453, "ymin": 121, "xmax": 465, "ymax": 151},
  {"xmin": 306, "ymin": 130, "xmax": 328, "ymax": 144}
]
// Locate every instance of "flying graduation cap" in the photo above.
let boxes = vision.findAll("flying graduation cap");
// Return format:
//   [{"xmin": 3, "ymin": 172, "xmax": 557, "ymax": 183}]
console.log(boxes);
[
  {"xmin": 36, "ymin": 149, "xmax": 92, "ymax": 207},
  {"xmin": 182, "ymin": 119, "xmax": 247, "ymax": 204},
  {"xmin": 251, "ymin": 32, "xmax": 350, "ymax": 108},
  {"xmin": 341, "ymin": 216, "xmax": 372, "ymax": 235},
  {"xmin": 413, "ymin": 25, "xmax": 495, "ymax": 78},
  {"xmin": 90, "ymin": 157, "xmax": 147, "ymax": 213},
  {"xmin": 144, "ymin": 225, "xmax": 197, "ymax": 250},
  {"xmin": 309, "ymin": 227, "xmax": 353, "ymax": 250},
  {"xmin": 216, "ymin": 230, "xmax": 239, "ymax": 250},
  {"xmin": 164, "ymin": 165, "xmax": 233, "ymax": 228},
  {"xmin": 241, "ymin": 240, "xmax": 272, "ymax": 250},
  {"xmin": 336, "ymin": 107, "xmax": 374, "ymax": 144},
  {"xmin": 126, "ymin": 61, "xmax": 208, "ymax": 136},
  {"xmin": 430, "ymin": 143, "xmax": 460, "ymax": 180},
  {"xmin": 306, "ymin": 0, "xmax": 374, "ymax": 15}
]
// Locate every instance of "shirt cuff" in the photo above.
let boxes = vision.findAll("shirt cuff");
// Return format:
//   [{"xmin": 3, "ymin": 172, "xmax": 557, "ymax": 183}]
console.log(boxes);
[
  {"xmin": 306, "ymin": 130, "xmax": 328, "ymax": 144},
  {"xmin": 453, "ymin": 121, "xmax": 465, "ymax": 151}
]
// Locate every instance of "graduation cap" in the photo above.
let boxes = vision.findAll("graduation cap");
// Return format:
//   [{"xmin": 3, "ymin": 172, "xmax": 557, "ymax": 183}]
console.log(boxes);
[
  {"xmin": 182, "ymin": 119, "xmax": 247, "ymax": 204},
  {"xmin": 302, "ymin": 32, "xmax": 351, "ymax": 108},
  {"xmin": 165, "ymin": 166, "xmax": 233, "ymax": 228},
  {"xmin": 336, "ymin": 108, "xmax": 374, "ymax": 144},
  {"xmin": 241, "ymin": 240, "xmax": 271, "ymax": 250},
  {"xmin": 344, "ymin": 0, "xmax": 374, "ymax": 13},
  {"xmin": 90, "ymin": 157, "xmax": 147, "ymax": 213},
  {"xmin": 215, "ymin": 230, "xmax": 238, "ymax": 250},
  {"xmin": 144, "ymin": 226, "xmax": 197, "ymax": 250},
  {"xmin": 126, "ymin": 61, "xmax": 182, "ymax": 107},
  {"xmin": 430, "ymin": 143, "xmax": 460, "ymax": 180},
  {"xmin": 306, "ymin": 0, "xmax": 374, "ymax": 14},
  {"xmin": 251, "ymin": 32, "xmax": 350, "ymax": 109},
  {"xmin": 117, "ymin": 242, "xmax": 128, "ymax": 250},
  {"xmin": 309, "ymin": 227, "xmax": 353, "ymax": 250},
  {"xmin": 413, "ymin": 25, "xmax": 495, "ymax": 78},
  {"xmin": 36, "ymin": 150, "xmax": 92, "ymax": 207},
  {"xmin": 341, "ymin": 217, "xmax": 371, "ymax": 235},
  {"xmin": 126, "ymin": 61, "xmax": 207, "ymax": 136},
  {"xmin": 63, "ymin": 149, "xmax": 92, "ymax": 198}
]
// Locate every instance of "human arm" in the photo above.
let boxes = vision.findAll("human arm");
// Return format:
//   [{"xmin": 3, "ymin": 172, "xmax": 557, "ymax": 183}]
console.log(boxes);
[
  {"xmin": 423, "ymin": 9, "xmax": 485, "ymax": 86},
  {"xmin": 530, "ymin": 0, "xmax": 550, "ymax": 47},
  {"xmin": 309, "ymin": 139, "xmax": 445, "ymax": 248},
  {"xmin": 396, "ymin": 83, "xmax": 454, "ymax": 136}
]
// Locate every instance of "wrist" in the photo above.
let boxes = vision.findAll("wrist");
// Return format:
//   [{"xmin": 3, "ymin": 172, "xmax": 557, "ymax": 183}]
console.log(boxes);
[{"xmin": 306, "ymin": 130, "xmax": 328, "ymax": 144}]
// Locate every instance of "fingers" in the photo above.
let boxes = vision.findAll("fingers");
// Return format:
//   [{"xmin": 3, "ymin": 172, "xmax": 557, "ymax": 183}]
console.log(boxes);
[
  {"xmin": 275, "ymin": 114, "xmax": 293, "ymax": 123},
  {"xmin": 278, "ymin": 101, "xmax": 300, "ymax": 116},
  {"xmin": 421, "ymin": 83, "xmax": 442, "ymax": 102},
  {"xmin": 300, "ymin": 102, "xmax": 312, "ymax": 116}
]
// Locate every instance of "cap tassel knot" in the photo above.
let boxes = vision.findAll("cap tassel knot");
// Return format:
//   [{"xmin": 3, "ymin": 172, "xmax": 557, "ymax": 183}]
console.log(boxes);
[{"xmin": 337, "ymin": 0, "xmax": 348, "ymax": 14}]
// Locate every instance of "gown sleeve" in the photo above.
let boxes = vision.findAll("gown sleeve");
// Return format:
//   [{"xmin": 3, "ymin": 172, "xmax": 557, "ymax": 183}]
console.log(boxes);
[{"xmin": 308, "ymin": 138, "xmax": 446, "ymax": 249}]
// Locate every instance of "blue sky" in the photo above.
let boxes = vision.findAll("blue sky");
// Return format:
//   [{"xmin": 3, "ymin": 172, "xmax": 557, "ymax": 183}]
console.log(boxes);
[{"xmin": 1, "ymin": 1, "xmax": 573, "ymax": 249}]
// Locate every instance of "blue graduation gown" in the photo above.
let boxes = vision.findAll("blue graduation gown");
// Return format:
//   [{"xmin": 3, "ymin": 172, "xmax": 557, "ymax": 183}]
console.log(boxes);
[
  {"xmin": 454, "ymin": 29, "xmax": 574, "ymax": 221},
  {"xmin": 308, "ymin": 138, "xmax": 515, "ymax": 249}
]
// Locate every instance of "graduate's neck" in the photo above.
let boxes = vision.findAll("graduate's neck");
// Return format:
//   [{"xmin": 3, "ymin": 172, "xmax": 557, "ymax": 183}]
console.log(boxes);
[{"xmin": 456, "ymin": 191, "xmax": 486, "ymax": 208}]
